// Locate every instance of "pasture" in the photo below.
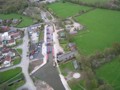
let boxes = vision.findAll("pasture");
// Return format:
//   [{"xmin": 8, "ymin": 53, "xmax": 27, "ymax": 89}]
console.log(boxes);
[
  {"xmin": 48, "ymin": 2, "xmax": 92, "ymax": 19},
  {"xmin": 73, "ymin": 9, "xmax": 120, "ymax": 55},
  {"xmin": 96, "ymin": 57, "xmax": 120, "ymax": 90},
  {"xmin": 0, "ymin": 13, "xmax": 33, "ymax": 27}
]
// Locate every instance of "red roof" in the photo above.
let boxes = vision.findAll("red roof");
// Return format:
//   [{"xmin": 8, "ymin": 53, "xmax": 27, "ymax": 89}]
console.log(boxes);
[
  {"xmin": 4, "ymin": 55, "xmax": 11, "ymax": 61},
  {"xmin": 10, "ymin": 32, "xmax": 20, "ymax": 38},
  {"xmin": 1, "ymin": 26, "xmax": 10, "ymax": 31},
  {"xmin": 2, "ymin": 47, "xmax": 10, "ymax": 53},
  {"xmin": 8, "ymin": 39, "xmax": 15, "ymax": 44}
]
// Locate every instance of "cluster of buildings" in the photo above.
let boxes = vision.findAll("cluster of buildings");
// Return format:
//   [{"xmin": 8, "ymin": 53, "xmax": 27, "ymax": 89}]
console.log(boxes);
[
  {"xmin": 28, "ymin": 24, "xmax": 41, "ymax": 44},
  {"xmin": 27, "ymin": 24, "xmax": 43, "ymax": 60},
  {"xmin": 65, "ymin": 19, "xmax": 83, "ymax": 34},
  {"xmin": 0, "ymin": 47, "xmax": 16, "ymax": 68},
  {"xmin": 0, "ymin": 28, "xmax": 23, "ymax": 68},
  {"xmin": 0, "ymin": 29, "xmax": 22, "ymax": 47},
  {"xmin": 0, "ymin": 19, "xmax": 21, "ymax": 26}
]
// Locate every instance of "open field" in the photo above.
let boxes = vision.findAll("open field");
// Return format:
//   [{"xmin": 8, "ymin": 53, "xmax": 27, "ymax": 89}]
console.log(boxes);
[
  {"xmin": 73, "ymin": 9, "xmax": 120, "ymax": 55},
  {"xmin": 0, "ymin": 67, "xmax": 22, "ymax": 84},
  {"xmin": 48, "ymin": 2, "xmax": 92, "ymax": 19},
  {"xmin": 96, "ymin": 57, "xmax": 120, "ymax": 90},
  {"xmin": 0, "ymin": 13, "xmax": 33, "ymax": 27},
  {"xmin": 74, "ymin": 0, "xmax": 112, "ymax": 4}
]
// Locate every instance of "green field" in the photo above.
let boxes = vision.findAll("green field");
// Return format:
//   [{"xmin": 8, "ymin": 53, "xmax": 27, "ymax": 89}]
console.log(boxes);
[
  {"xmin": 73, "ymin": 9, "xmax": 120, "ymax": 55},
  {"xmin": 96, "ymin": 57, "xmax": 120, "ymax": 90},
  {"xmin": 0, "ymin": 67, "xmax": 22, "ymax": 84},
  {"xmin": 60, "ymin": 61, "xmax": 75, "ymax": 76},
  {"xmin": 48, "ymin": 2, "xmax": 92, "ymax": 19},
  {"xmin": 76, "ymin": 0, "xmax": 112, "ymax": 4},
  {"xmin": 0, "ymin": 13, "xmax": 33, "ymax": 27}
]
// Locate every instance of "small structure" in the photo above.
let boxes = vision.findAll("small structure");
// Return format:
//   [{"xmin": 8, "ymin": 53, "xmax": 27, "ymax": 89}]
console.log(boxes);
[
  {"xmin": 68, "ymin": 43, "xmax": 76, "ymax": 51},
  {"xmin": 57, "ymin": 51, "xmax": 76, "ymax": 62},
  {"xmin": 58, "ymin": 31, "xmax": 66, "ymax": 39},
  {"xmin": 73, "ymin": 60, "xmax": 79, "ymax": 70},
  {"xmin": 12, "ymin": 19, "xmax": 20, "ymax": 24}
]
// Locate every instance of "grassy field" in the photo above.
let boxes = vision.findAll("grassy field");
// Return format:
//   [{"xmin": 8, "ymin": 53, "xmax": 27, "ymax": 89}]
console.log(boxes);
[
  {"xmin": 76, "ymin": 0, "xmax": 112, "ymax": 4},
  {"xmin": 96, "ymin": 57, "xmax": 120, "ymax": 90},
  {"xmin": 59, "ymin": 61, "xmax": 75, "ymax": 76},
  {"xmin": 0, "ymin": 67, "xmax": 22, "ymax": 84},
  {"xmin": 48, "ymin": 2, "xmax": 92, "ymax": 19},
  {"xmin": 0, "ymin": 13, "xmax": 33, "ymax": 27},
  {"xmin": 73, "ymin": 9, "xmax": 120, "ymax": 55}
]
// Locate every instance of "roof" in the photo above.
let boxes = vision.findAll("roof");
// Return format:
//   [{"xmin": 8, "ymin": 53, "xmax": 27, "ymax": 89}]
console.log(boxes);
[
  {"xmin": 57, "ymin": 51, "xmax": 76, "ymax": 62},
  {"xmin": 4, "ymin": 55, "xmax": 11, "ymax": 61},
  {"xmin": 8, "ymin": 39, "xmax": 15, "ymax": 44},
  {"xmin": 10, "ymin": 32, "xmax": 20, "ymax": 38},
  {"xmin": 1, "ymin": 26, "xmax": 10, "ymax": 31}
]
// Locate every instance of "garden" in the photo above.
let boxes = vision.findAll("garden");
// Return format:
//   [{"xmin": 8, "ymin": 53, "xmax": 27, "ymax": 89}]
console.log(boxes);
[{"xmin": 0, "ymin": 13, "xmax": 33, "ymax": 28}]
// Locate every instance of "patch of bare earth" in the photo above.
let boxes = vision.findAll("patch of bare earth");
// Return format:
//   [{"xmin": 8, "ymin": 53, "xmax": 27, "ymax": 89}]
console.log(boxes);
[
  {"xmin": 35, "ymin": 80, "xmax": 54, "ymax": 90},
  {"xmin": 29, "ymin": 60, "xmax": 43, "ymax": 73}
]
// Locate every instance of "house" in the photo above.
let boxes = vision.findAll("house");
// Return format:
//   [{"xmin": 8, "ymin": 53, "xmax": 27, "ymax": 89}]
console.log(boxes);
[
  {"xmin": 57, "ymin": 51, "xmax": 76, "ymax": 62},
  {"xmin": 10, "ymin": 31, "xmax": 21, "ymax": 39},
  {"xmin": 1, "ymin": 32, "xmax": 11, "ymax": 41},
  {"xmin": 7, "ymin": 39, "xmax": 16, "ymax": 46},
  {"xmin": 1, "ymin": 26, "xmax": 10, "ymax": 32},
  {"xmin": 2, "ymin": 47, "xmax": 15, "ymax": 57},
  {"xmin": 68, "ymin": 43, "xmax": 76, "ymax": 51},
  {"xmin": 3, "ymin": 55, "xmax": 11, "ymax": 67}
]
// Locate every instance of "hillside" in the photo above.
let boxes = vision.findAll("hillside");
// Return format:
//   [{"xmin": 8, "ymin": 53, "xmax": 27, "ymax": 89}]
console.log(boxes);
[{"xmin": 0, "ymin": 0, "xmax": 28, "ymax": 13}]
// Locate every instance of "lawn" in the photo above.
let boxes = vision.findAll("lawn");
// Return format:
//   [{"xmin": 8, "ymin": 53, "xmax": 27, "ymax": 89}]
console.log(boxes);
[
  {"xmin": 13, "ymin": 57, "xmax": 21, "ymax": 65},
  {"xmin": 68, "ymin": 80, "xmax": 84, "ymax": 90},
  {"xmin": 16, "ymin": 48, "xmax": 22, "ymax": 55},
  {"xmin": 48, "ymin": 2, "xmax": 92, "ymax": 19},
  {"xmin": 96, "ymin": 57, "xmax": 120, "ymax": 90},
  {"xmin": 59, "ymin": 61, "xmax": 75, "ymax": 76},
  {"xmin": 73, "ymin": 9, "xmax": 120, "ymax": 55},
  {"xmin": 0, "ymin": 13, "xmax": 33, "ymax": 28},
  {"xmin": 0, "ymin": 67, "xmax": 22, "ymax": 84}
]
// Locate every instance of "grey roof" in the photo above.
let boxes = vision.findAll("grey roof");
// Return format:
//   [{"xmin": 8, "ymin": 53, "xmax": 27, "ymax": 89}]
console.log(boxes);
[{"xmin": 57, "ymin": 51, "xmax": 76, "ymax": 62}]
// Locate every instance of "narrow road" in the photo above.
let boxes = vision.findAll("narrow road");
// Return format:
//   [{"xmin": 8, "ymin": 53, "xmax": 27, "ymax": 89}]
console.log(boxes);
[{"xmin": 17, "ymin": 29, "xmax": 36, "ymax": 90}]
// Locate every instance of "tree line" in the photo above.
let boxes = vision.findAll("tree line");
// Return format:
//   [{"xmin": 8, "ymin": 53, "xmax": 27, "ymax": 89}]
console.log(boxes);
[
  {"xmin": 63, "ymin": 0, "xmax": 120, "ymax": 11},
  {"xmin": 77, "ymin": 42, "xmax": 120, "ymax": 90},
  {"xmin": 0, "ymin": 0, "xmax": 28, "ymax": 14}
]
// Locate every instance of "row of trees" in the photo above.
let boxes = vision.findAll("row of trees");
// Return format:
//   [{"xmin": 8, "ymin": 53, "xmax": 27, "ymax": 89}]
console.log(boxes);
[
  {"xmin": 77, "ymin": 43, "xmax": 120, "ymax": 90},
  {"xmin": 64, "ymin": 0, "xmax": 120, "ymax": 11},
  {"xmin": 0, "ymin": 0, "xmax": 28, "ymax": 14}
]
